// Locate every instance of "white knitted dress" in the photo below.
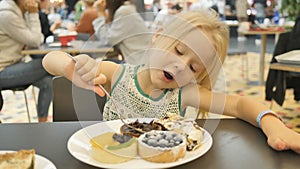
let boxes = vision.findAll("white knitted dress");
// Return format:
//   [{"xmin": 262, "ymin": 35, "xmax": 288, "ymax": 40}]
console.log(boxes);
[{"xmin": 103, "ymin": 64, "xmax": 184, "ymax": 121}]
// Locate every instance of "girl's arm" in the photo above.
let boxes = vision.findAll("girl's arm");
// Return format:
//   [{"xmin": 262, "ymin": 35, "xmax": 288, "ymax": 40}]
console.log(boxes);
[
  {"xmin": 42, "ymin": 51, "xmax": 119, "ymax": 96},
  {"xmin": 223, "ymin": 94, "xmax": 300, "ymax": 154},
  {"xmin": 182, "ymin": 85, "xmax": 300, "ymax": 154}
]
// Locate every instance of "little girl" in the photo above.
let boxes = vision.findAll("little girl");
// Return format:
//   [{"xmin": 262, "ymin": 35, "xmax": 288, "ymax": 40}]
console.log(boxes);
[{"xmin": 43, "ymin": 9, "xmax": 300, "ymax": 154}]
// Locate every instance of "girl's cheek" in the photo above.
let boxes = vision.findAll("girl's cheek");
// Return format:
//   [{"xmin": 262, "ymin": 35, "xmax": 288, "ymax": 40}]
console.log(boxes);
[
  {"xmin": 175, "ymin": 70, "xmax": 195, "ymax": 87},
  {"xmin": 147, "ymin": 49, "xmax": 174, "ymax": 69}
]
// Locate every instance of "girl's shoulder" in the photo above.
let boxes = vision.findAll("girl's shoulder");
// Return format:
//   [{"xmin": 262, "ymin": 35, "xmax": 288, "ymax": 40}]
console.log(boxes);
[
  {"xmin": 180, "ymin": 84, "xmax": 211, "ymax": 110},
  {"xmin": 109, "ymin": 63, "xmax": 137, "ymax": 85}
]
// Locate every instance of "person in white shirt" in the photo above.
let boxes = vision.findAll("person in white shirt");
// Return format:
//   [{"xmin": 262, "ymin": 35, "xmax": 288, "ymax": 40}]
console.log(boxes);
[
  {"xmin": 0, "ymin": 0, "xmax": 52, "ymax": 122},
  {"xmin": 189, "ymin": 0, "xmax": 213, "ymax": 11},
  {"xmin": 93, "ymin": 0, "xmax": 152, "ymax": 64}
]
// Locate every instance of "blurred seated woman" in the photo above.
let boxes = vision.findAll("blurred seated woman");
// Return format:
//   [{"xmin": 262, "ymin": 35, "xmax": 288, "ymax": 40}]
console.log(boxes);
[
  {"xmin": 0, "ymin": 0, "xmax": 52, "ymax": 122},
  {"xmin": 68, "ymin": 0, "xmax": 98, "ymax": 37},
  {"xmin": 93, "ymin": 0, "xmax": 152, "ymax": 64}
]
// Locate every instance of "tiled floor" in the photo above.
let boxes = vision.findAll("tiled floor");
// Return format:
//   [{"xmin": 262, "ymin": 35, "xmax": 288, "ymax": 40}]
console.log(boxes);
[{"xmin": 0, "ymin": 87, "xmax": 53, "ymax": 123}]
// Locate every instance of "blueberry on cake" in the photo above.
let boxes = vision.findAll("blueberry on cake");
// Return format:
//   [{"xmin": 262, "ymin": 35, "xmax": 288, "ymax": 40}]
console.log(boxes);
[
  {"xmin": 155, "ymin": 113, "xmax": 203, "ymax": 151},
  {"xmin": 138, "ymin": 130, "xmax": 186, "ymax": 163}
]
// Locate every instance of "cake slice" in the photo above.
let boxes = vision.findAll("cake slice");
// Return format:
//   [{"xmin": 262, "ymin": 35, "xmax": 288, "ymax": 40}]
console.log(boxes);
[
  {"xmin": 0, "ymin": 149, "xmax": 35, "ymax": 169},
  {"xmin": 90, "ymin": 132, "xmax": 138, "ymax": 163},
  {"xmin": 155, "ymin": 113, "xmax": 203, "ymax": 151},
  {"xmin": 138, "ymin": 130, "xmax": 186, "ymax": 163}
]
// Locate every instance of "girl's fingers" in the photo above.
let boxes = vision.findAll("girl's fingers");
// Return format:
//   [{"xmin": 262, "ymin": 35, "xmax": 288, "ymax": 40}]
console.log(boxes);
[
  {"xmin": 75, "ymin": 55, "xmax": 96, "ymax": 77},
  {"xmin": 94, "ymin": 85, "xmax": 105, "ymax": 97},
  {"xmin": 267, "ymin": 128, "xmax": 300, "ymax": 154},
  {"xmin": 268, "ymin": 138, "xmax": 288, "ymax": 151},
  {"xmin": 71, "ymin": 54, "xmax": 106, "ymax": 97},
  {"xmin": 93, "ymin": 74, "xmax": 107, "ymax": 85},
  {"xmin": 80, "ymin": 70, "xmax": 97, "ymax": 82}
]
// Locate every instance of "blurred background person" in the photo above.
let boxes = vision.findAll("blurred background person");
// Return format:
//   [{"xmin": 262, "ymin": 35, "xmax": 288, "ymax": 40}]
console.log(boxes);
[
  {"xmin": 93, "ymin": 0, "xmax": 151, "ymax": 64},
  {"xmin": 68, "ymin": 0, "xmax": 98, "ymax": 37},
  {"xmin": 48, "ymin": 6, "xmax": 62, "ymax": 26},
  {"xmin": 169, "ymin": 3, "xmax": 183, "ymax": 15},
  {"xmin": 189, "ymin": 0, "xmax": 213, "ymax": 11},
  {"xmin": 38, "ymin": 0, "xmax": 60, "ymax": 43},
  {"xmin": 235, "ymin": 0, "xmax": 250, "ymax": 41},
  {"xmin": 0, "ymin": 0, "xmax": 53, "ymax": 122},
  {"xmin": 73, "ymin": 0, "xmax": 83, "ymax": 21},
  {"xmin": 253, "ymin": 0, "xmax": 267, "ymax": 45},
  {"xmin": 153, "ymin": 2, "xmax": 183, "ymax": 30},
  {"xmin": 216, "ymin": 0, "xmax": 225, "ymax": 20},
  {"xmin": 153, "ymin": 1, "xmax": 174, "ymax": 29},
  {"xmin": 39, "ymin": 0, "xmax": 53, "ymax": 42},
  {"xmin": 253, "ymin": 0, "xmax": 267, "ymax": 24},
  {"xmin": 151, "ymin": 0, "xmax": 161, "ymax": 18}
]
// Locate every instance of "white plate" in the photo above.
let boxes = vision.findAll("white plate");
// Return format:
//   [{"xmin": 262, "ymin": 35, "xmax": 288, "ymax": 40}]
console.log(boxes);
[
  {"xmin": 67, "ymin": 119, "xmax": 213, "ymax": 169},
  {"xmin": 0, "ymin": 150, "xmax": 56, "ymax": 169},
  {"xmin": 275, "ymin": 50, "xmax": 300, "ymax": 64}
]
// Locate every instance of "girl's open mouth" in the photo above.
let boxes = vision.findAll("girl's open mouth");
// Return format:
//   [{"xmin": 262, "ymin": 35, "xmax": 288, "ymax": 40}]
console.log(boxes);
[{"xmin": 163, "ymin": 71, "xmax": 174, "ymax": 81}]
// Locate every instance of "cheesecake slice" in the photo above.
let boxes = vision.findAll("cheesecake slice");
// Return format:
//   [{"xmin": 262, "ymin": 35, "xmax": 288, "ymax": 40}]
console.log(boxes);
[
  {"xmin": 0, "ymin": 149, "xmax": 35, "ymax": 169},
  {"xmin": 90, "ymin": 132, "xmax": 138, "ymax": 163}
]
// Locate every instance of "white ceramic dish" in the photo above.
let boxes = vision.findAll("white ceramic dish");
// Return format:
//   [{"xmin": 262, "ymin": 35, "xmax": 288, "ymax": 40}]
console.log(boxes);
[
  {"xmin": 275, "ymin": 50, "xmax": 300, "ymax": 64},
  {"xmin": 67, "ymin": 119, "xmax": 213, "ymax": 169},
  {"xmin": 0, "ymin": 150, "xmax": 56, "ymax": 169}
]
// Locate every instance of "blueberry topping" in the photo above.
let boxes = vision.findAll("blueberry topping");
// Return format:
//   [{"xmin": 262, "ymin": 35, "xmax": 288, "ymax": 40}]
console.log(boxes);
[{"xmin": 142, "ymin": 131, "xmax": 183, "ymax": 148}]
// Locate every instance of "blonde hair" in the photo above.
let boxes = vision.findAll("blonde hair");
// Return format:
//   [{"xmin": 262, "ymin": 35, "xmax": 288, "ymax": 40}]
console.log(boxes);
[
  {"xmin": 83, "ymin": 0, "xmax": 95, "ymax": 6},
  {"xmin": 151, "ymin": 9, "xmax": 229, "ymax": 118},
  {"xmin": 152, "ymin": 9, "xmax": 229, "ymax": 90}
]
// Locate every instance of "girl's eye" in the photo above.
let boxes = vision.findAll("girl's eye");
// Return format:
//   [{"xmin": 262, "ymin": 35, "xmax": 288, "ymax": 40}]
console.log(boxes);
[
  {"xmin": 175, "ymin": 47, "xmax": 183, "ymax": 55},
  {"xmin": 190, "ymin": 64, "xmax": 196, "ymax": 72}
]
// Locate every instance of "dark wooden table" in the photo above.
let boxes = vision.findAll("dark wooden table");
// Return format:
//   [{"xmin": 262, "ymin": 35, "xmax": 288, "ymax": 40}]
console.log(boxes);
[
  {"xmin": 21, "ymin": 42, "xmax": 113, "ymax": 56},
  {"xmin": 0, "ymin": 119, "xmax": 299, "ymax": 169}
]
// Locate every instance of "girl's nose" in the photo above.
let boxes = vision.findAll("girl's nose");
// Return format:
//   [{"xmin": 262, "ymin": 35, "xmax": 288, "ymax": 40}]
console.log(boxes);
[
  {"xmin": 174, "ymin": 59, "xmax": 188, "ymax": 71},
  {"xmin": 172, "ymin": 61, "xmax": 186, "ymax": 71}
]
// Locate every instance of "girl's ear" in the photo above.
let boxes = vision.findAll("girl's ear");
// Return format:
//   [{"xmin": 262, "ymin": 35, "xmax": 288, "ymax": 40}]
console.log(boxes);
[{"xmin": 152, "ymin": 27, "xmax": 163, "ymax": 43}]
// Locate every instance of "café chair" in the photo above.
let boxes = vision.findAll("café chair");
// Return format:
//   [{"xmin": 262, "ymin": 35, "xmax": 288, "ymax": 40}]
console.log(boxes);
[
  {"xmin": 0, "ymin": 85, "xmax": 36, "ymax": 122},
  {"xmin": 265, "ymin": 32, "xmax": 300, "ymax": 107},
  {"xmin": 76, "ymin": 33, "xmax": 91, "ymax": 41},
  {"xmin": 52, "ymin": 76, "xmax": 105, "ymax": 121}
]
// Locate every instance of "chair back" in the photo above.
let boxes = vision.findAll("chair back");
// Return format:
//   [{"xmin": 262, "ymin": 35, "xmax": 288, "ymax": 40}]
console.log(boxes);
[
  {"xmin": 52, "ymin": 76, "xmax": 105, "ymax": 121},
  {"xmin": 76, "ymin": 33, "xmax": 91, "ymax": 41}
]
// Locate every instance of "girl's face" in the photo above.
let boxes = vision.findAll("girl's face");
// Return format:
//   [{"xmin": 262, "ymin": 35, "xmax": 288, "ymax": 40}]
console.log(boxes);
[{"xmin": 147, "ymin": 28, "xmax": 216, "ymax": 89}]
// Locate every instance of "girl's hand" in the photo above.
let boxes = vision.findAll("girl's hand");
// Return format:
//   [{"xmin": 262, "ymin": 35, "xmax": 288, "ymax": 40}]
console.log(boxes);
[
  {"xmin": 24, "ymin": 0, "xmax": 39, "ymax": 13},
  {"xmin": 64, "ymin": 54, "xmax": 106, "ymax": 96},
  {"xmin": 266, "ymin": 124, "xmax": 300, "ymax": 154}
]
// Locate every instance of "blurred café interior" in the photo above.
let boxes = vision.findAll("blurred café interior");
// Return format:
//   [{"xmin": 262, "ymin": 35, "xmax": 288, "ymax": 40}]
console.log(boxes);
[
  {"xmin": 0, "ymin": 0, "xmax": 300, "ymax": 168},
  {"xmin": 0, "ymin": 0, "xmax": 299, "ymax": 133}
]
